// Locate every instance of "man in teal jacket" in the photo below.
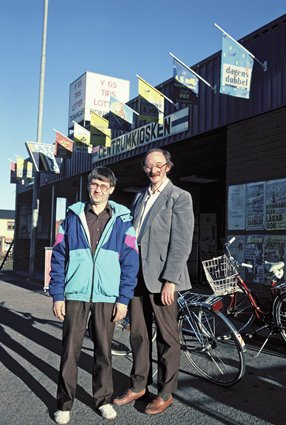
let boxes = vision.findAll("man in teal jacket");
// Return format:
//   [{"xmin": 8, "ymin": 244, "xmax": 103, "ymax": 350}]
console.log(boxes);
[{"xmin": 49, "ymin": 167, "xmax": 139, "ymax": 424}]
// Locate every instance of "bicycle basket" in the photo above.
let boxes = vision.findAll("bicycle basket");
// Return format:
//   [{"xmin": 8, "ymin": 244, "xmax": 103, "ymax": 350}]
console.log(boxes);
[{"xmin": 202, "ymin": 255, "xmax": 239, "ymax": 295}]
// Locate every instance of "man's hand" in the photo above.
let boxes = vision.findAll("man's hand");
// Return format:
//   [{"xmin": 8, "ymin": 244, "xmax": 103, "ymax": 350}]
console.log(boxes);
[
  {"xmin": 161, "ymin": 281, "xmax": 176, "ymax": 305},
  {"xmin": 53, "ymin": 301, "xmax": 66, "ymax": 321},
  {"xmin": 112, "ymin": 302, "xmax": 128, "ymax": 322}
]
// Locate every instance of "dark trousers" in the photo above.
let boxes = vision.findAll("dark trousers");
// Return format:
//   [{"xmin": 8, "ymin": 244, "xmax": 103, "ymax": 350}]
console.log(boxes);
[
  {"xmin": 129, "ymin": 279, "xmax": 180, "ymax": 395},
  {"xmin": 57, "ymin": 301, "xmax": 115, "ymax": 410}
]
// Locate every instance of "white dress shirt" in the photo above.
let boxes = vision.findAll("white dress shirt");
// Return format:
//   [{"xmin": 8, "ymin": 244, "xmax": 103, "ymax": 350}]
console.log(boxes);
[{"xmin": 136, "ymin": 178, "xmax": 170, "ymax": 237}]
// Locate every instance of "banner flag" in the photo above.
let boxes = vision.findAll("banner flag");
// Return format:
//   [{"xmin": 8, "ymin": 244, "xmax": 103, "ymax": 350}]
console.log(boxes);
[
  {"xmin": 10, "ymin": 161, "xmax": 17, "ymax": 184},
  {"xmin": 24, "ymin": 159, "xmax": 33, "ymax": 179},
  {"xmin": 55, "ymin": 130, "xmax": 74, "ymax": 158},
  {"xmin": 138, "ymin": 76, "xmax": 164, "ymax": 121},
  {"xmin": 90, "ymin": 111, "xmax": 110, "ymax": 136},
  {"xmin": 109, "ymin": 96, "xmax": 137, "ymax": 131},
  {"xmin": 220, "ymin": 33, "xmax": 254, "ymax": 99},
  {"xmin": 73, "ymin": 122, "xmax": 91, "ymax": 146},
  {"xmin": 173, "ymin": 57, "xmax": 199, "ymax": 95},
  {"xmin": 90, "ymin": 110, "xmax": 111, "ymax": 147},
  {"xmin": 16, "ymin": 157, "xmax": 24, "ymax": 179},
  {"xmin": 110, "ymin": 96, "xmax": 135, "ymax": 124}
]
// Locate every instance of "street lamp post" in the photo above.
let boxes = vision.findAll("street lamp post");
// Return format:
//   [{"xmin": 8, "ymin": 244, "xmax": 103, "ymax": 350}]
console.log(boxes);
[{"xmin": 29, "ymin": 0, "xmax": 49, "ymax": 277}]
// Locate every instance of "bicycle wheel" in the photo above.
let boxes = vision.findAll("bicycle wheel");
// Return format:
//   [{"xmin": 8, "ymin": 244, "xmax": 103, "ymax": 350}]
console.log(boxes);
[
  {"xmin": 274, "ymin": 295, "xmax": 286, "ymax": 343},
  {"xmin": 178, "ymin": 304, "xmax": 246, "ymax": 386},
  {"xmin": 207, "ymin": 291, "xmax": 256, "ymax": 335}
]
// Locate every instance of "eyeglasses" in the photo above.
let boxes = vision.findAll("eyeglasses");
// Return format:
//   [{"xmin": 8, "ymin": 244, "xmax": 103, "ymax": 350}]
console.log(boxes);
[
  {"xmin": 143, "ymin": 163, "xmax": 167, "ymax": 172},
  {"xmin": 89, "ymin": 182, "xmax": 110, "ymax": 193}
]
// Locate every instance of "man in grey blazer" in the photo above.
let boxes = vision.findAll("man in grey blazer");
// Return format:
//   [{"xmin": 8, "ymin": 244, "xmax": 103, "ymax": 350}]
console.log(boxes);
[{"xmin": 114, "ymin": 148, "xmax": 194, "ymax": 415}]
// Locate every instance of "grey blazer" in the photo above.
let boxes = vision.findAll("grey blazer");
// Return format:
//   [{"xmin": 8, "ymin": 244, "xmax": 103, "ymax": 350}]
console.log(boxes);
[{"xmin": 132, "ymin": 181, "xmax": 194, "ymax": 293}]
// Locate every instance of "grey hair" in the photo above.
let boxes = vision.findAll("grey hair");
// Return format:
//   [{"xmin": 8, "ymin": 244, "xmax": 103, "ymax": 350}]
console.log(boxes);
[
  {"xmin": 87, "ymin": 167, "xmax": 117, "ymax": 188},
  {"xmin": 141, "ymin": 148, "xmax": 174, "ymax": 170}
]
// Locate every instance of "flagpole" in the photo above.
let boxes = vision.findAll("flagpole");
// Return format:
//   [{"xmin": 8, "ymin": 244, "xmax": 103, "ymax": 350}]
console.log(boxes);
[
  {"xmin": 29, "ymin": 0, "xmax": 49, "ymax": 278},
  {"xmin": 136, "ymin": 74, "xmax": 176, "ymax": 105},
  {"xmin": 169, "ymin": 52, "xmax": 217, "ymax": 93},
  {"xmin": 214, "ymin": 23, "xmax": 267, "ymax": 71}
]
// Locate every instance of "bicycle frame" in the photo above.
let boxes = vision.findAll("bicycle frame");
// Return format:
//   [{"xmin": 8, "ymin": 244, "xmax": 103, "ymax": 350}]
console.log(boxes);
[
  {"xmin": 217, "ymin": 239, "xmax": 286, "ymax": 356},
  {"xmin": 224, "ymin": 243, "xmax": 267, "ymax": 319},
  {"xmin": 235, "ymin": 276, "xmax": 267, "ymax": 319}
]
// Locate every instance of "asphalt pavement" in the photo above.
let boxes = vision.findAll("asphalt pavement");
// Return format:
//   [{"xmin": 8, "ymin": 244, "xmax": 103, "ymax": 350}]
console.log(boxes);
[{"xmin": 0, "ymin": 271, "xmax": 285, "ymax": 425}]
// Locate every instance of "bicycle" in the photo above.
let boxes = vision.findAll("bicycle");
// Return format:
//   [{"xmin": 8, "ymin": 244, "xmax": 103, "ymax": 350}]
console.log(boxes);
[
  {"xmin": 88, "ymin": 291, "xmax": 246, "ymax": 386},
  {"xmin": 202, "ymin": 237, "xmax": 286, "ymax": 356}
]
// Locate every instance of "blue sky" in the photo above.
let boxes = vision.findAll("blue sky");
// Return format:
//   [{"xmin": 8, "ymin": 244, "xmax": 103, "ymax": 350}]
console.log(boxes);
[{"xmin": 1, "ymin": 0, "xmax": 285, "ymax": 210}]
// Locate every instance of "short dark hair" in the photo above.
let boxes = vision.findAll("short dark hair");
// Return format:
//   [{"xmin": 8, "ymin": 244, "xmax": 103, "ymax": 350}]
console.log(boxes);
[
  {"xmin": 141, "ymin": 148, "xmax": 174, "ymax": 170},
  {"xmin": 87, "ymin": 167, "xmax": 117, "ymax": 188}
]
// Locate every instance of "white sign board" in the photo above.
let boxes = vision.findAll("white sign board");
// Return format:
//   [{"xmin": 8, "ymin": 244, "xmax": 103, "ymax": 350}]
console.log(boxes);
[
  {"xmin": 68, "ymin": 71, "xmax": 130, "ymax": 129},
  {"xmin": 26, "ymin": 142, "xmax": 61, "ymax": 173}
]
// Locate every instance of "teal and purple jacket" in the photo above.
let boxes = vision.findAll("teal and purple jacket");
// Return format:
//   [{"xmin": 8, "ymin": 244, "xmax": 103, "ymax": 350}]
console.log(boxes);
[{"xmin": 49, "ymin": 201, "xmax": 139, "ymax": 305}]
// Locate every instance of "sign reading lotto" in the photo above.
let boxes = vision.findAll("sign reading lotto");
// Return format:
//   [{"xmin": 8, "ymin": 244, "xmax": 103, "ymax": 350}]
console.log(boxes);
[
  {"xmin": 68, "ymin": 71, "xmax": 130, "ymax": 129},
  {"xmin": 92, "ymin": 107, "xmax": 189, "ymax": 163}
]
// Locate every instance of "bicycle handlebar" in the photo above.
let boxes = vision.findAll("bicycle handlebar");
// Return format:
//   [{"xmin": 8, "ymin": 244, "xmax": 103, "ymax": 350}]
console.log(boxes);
[
  {"xmin": 241, "ymin": 262, "xmax": 253, "ymax": 269},
  {"xmin": 225, "ymin": 237, "xmax": 253, "ymax": 269}
]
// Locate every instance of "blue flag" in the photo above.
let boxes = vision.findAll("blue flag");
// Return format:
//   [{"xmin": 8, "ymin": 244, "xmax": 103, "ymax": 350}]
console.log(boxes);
[
  {"xmin": 173, "ymin": 58, "xmax": 199, "ymax": 96},
  {"xmin": 220, "ymin": 34, "xmax": 254, "ymax": 99}
]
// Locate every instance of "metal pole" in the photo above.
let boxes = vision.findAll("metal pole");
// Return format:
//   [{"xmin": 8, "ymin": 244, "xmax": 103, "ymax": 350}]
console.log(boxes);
[{"xmin": 29, "ymin": 0, "xmax": 49, "ymax": 277}]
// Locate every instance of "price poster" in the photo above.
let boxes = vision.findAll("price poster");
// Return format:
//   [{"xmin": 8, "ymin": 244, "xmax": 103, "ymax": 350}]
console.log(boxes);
[
  {"xmin": 246, "ymin": 182, "xmax": 265, "ymax": 231},
  {"xmin": 265, "ymin": 179, "xmax": 286, "ymax": 230}
]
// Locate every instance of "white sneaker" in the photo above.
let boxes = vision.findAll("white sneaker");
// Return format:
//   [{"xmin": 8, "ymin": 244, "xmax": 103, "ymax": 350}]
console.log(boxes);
[
  {"xmin": 98, "ymin": 404, "xmax": 117, "ymax": 420},
  {"xmin": 54, "ymin": 410, "xmax": 71, "ymax": 425}
]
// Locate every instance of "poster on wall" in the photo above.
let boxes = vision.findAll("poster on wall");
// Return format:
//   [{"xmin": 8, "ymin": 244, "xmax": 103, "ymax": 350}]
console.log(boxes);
[
  {"xmin": 200, "ymin": 213, "xmax": 217, "ymax": 260},
  {"xmin": 265, "ymin": 179, "xmax": 286, "ymax": 230},
  {"xmin": 227, "ymin": 184, "xmax": 246, "ymax": 230},
  {"xmin": 245, "ymin": 235, "xmax": 264, "ymax": 284},
  {"xmin": 264, "ymin": 235, "xmax": 286, "ymax": 284},
  {"xmin": 246, "ymin": 182, "xmax": 265, "ymax": 231},
  {"xmin": 264, "ymin": 235, "xmax": 286, "ymax": 263},
  {"xmin": 226, "ymin": 235, "xmax": 246, "ymax": 279}
]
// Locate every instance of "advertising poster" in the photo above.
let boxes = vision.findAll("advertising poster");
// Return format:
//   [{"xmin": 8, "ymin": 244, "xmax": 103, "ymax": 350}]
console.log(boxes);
[
  {"xmin": 227, "ymin": 185, "xmax": 246, "ymax": 230},
  {"xmin": 220, "ymin": 34, "xmax": 254, "ymax": 99},
  {"xmin": 265, "ymin": 179, "xmax": 286, "ymax": 230},
  {"xmin": 264, "ymin": 235, "xmax": 286, "ymax": 284},
  {"xmin": 264, "ymin": 235, "xmax": 286, "ymax": 263},
  {"xmin": 245, "ymin": 235, "xmax": 264, "ymax": 284},
  {"xmin": 246, "ymin": 182, "xmax": 265, "ymax": 231}
]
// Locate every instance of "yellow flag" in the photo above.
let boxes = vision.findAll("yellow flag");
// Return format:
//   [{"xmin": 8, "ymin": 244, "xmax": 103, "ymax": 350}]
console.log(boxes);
[
  {"xmin": 16, "ymin": 157, "xmax": 24, "ymax": 178},
  {"xmin": 73, "ymin": 122, "xmax": 91, "ymax": 146},
  {"xmin": 90, "ymin": 111, "xmax": 111, "ymax": 136},
  {"xmin": 90, "ymin": 110, "xmax": 111, "ymax": 147},
  {"xmin": 138, "ymin": 76, "xmax": 164, "ymax": 114},
  {"xmin": 25, "ymin": 160, "xmax": 33, "ymax": 179}
]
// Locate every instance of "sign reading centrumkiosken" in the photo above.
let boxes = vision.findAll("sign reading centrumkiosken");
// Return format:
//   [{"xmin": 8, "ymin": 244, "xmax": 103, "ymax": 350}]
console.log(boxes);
[{"xmin": 92, "ymin": 107, "xmax": 189, "ymax": 163}]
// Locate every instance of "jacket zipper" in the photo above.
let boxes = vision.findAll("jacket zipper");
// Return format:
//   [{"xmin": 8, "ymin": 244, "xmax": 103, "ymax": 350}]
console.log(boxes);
[{"xmin": 78, "ymin": 209, "xmax": 118, "ymax": 302}]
